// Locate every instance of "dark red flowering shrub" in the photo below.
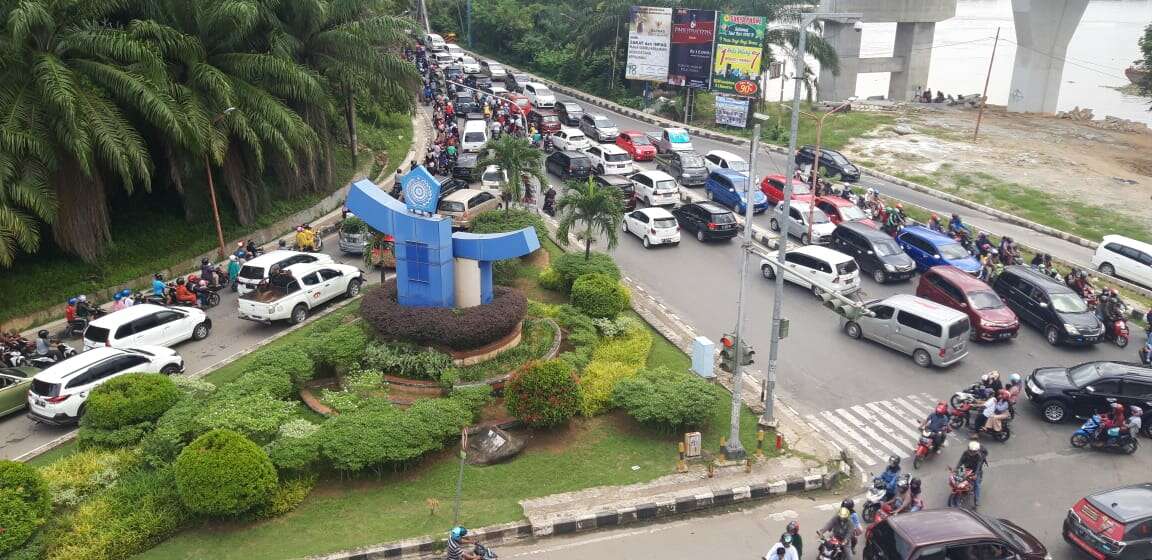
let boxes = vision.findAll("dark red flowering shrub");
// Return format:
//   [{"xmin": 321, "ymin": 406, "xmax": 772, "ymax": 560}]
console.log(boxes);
[
  {"xmin": 504, "ymin": 360, "xmax": 580, "ymax": 428},
  {"xmin": 361, "ymin": 281, "xmax": 527, "ymax": 351}
]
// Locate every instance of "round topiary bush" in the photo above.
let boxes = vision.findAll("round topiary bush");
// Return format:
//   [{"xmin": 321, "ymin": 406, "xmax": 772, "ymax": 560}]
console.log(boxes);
[
  {"xmin": 0, "ymin": 461, "xmax": 50, "ymax": 555},
  {"xmin": 570, "ymin": 273, "xmax": 630, "ymax": 319},
  {"xmin": 505, "ymin": 360, "xmax": 580, "ymax": 428},
  {"xmin": 81, "ymin": 373, "xmax": 181, "ymax": 430},
  {"xmin": 361, "ymin": 280, "xmax": 527, "ymax": 351},
  {"xmin": 174, "ymin": 429, "xmax": 278, "ymax": 517},
  {"xmin": 551, "ymin": 252, "xmax": 620, "ymax": 292}
]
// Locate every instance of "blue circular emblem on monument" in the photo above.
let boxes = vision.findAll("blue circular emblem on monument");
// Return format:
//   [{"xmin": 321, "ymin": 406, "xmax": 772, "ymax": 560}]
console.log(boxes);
[{"xmin": 407, "ymin": 177, "xmax": 434, "ymax": 207}]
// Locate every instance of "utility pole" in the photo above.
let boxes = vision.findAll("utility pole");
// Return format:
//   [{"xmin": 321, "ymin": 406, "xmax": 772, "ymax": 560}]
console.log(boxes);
[
  {"xmin": 761, "ymin": 11, "xmax": 861, "ymax": 427},
  {"xmin": 466, "ymin": 0, "xmax": 473, "ymax": 48},
  {"xmin": 973, "ymin": 27, "xmax": 1000, "ymax": 142},
  {"xmin": 722, "ymin": 122, "xmax": 760, "ymax": 461},
  {"xmin": 419, "ymin": 0, "xmax": 430, "ymax": 33},
  {"xmin": 610, "ymin": 22, "xmax": 621, "ymax": 91}
]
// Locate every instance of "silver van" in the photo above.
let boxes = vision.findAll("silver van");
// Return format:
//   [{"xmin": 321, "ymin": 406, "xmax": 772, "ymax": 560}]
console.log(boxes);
[{"xmin": 840, "ymin": 293, "xmax": 970, "ymax": 368}]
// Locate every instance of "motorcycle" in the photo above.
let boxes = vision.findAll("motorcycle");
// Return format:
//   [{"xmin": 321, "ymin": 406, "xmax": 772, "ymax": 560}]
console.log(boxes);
[
  {"xmin": 946, "ymin": 466, "xmax": 977, "ymax": 509},
  {"xmin": 949, "ymin": 383, "xmax": 992, "ymax": 410},
  {"xmin": 912, "ymin": 428, "xmax": 947, "ymax": 469},
  {"xmin": 1070, "ymin": 415, "xmax": 1139, "ymax": 454},
  {"xmin": 1103, "ymin": 314, "xmax": 1130, "ymax": 348},
  {"xmin": 948, "ymin": 399, "xmax": 976, "ymax": 429},
  {"xmin": 27, "ymin": 342, "xmax": 77, "ymax": 369},
  {"xmin": 472, "ymin": 542, "xmax": 498, "ymax": 560},
  {"xmin": 816, "ymin": 535, "xmax": 848, "ymax": 560},
  {"xmin": 862, "ymin": 472, "xmax": 908, "ymax": 523},
  {"xmin": 977, "ymin": 417, "xmax": 1011, "ymax": 442}
]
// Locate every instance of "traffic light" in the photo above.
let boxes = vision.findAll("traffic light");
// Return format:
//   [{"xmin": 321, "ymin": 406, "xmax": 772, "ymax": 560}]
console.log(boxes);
[
  {"xmin": 817, "ymin": 289, "xmax": 872, "ymax": 320},
  {"xmin": 739, "ymin": 341, "xmax": 755, "ymax": 366},
  {"xmin": 778, "ymin": 318, "xmax": 790, "ymax": 340},
  {"xmin": 719, "ymin": 334, "xmax": 738, "ymax": 372}
]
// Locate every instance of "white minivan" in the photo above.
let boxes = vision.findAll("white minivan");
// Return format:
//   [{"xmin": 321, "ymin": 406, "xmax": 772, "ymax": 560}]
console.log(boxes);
[
  {"xmin": 1092, "ymin": 235, "xmax": 1152, "ymax": 289},
  {"xmin": 522, "ymin": 82, "xmax": 556, "ymax": 108},
  {"xmin": 759, "ymin": 245, "xmax": 860, "ymax": 296},
  {"xmin": 83, "ymin": 304, "xmax": 211, "ymax": 350},
  {"xmin": 841, "ymin": 294, "xmax": 971, "ymax": 368},
  {"xmin": 423, "ymin": 33, "xmax": 447, "ymax": 52},
  {"xmin": 461, "ymin": 120, "xmax": 490, "ymax": 153},
  {"xmin": 631, "ymin": 170, "xmax": 679, "ymax": 207},
  {"xmin": 237, "ymin": 250, "xmax": 334, "ymax": 295}
]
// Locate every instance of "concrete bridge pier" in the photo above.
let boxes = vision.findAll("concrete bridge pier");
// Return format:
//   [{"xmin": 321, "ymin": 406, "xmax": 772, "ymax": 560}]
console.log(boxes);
[{"xmin": 1006, "ymin": 0, "xmax": 1089, "ymax": 114}]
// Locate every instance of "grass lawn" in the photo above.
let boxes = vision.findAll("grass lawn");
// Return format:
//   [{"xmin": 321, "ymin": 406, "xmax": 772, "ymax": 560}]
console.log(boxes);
[
  {"xmin": 23, "ymin": 439, "xmax": 80, "ymax": 467},
  {"xmin": 0, "ymin": 114, "xmax": 411, "ymax": 326},
  {"xmin": 688, "ymin": 100, "xmax": 894, "ymax": 152}
]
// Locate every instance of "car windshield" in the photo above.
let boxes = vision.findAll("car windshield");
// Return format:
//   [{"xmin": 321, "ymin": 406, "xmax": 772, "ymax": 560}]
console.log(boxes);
[
  {"xmin": 654, "ymin": 180, "xmax": 677, "ymax": 193},
  {"xmin": 438, "ymin": 200, "xmax": 466, "ymax": 212},
  {"xmin": 1067, "ymin": 362, "xmax": 1104, "ymax": 386},
  {"xmin": 983, "ymin": 515, "xmax": 1029, "ymax": 551},
  {"xmin": 728, "ymin": 160, "xmax": 749, "ymax": 173},
  {"xmin": 535, "ymin": 86, "xmax": 553, "ymax": 95},
  {"xmin": 829, "ymin": 152, "xmax": 849, "ymax": 165},
  {"xmin": 711, "ymin": 212, "xmax": 736, "ymax": 224},
  {"xmin": 568, "ymin": 134, "xmax": 587, "ymax": 142},
  {"xmin": 810, "ymin": 209, "xmax": 831, "ymax": 224},
  {"xmin": 653, "ymin": 217, "xmax": 677, "ymax": 229},
  {"xmin": 515, "ymin": 99, "xmax": 529, "ymax": 108},
  {"xmin": 839, "ymin": 204, "xmax": 867, "ymax": 221},
  {"xmin": 461, "ymin": 56, "xmax": 476, "ymax": 64},
  {"xmin": 790, "ymin": 182, "xmax": 811, "ymax": 195},
  {"xmin": 874, "ymin": 241, "xmax": 903, "ymax": 257},
  {"xmin": 938, "ymin": 242, "xmax": 971, "ymax": 260},
  {"xmin": 239, "ymin": 265, "xmax": 265, "ymax": 280},
  {"xmin": 1051, "ymin": 292, "xmax": 1088, "ymax": 313},
  {"xmin": 84, "ymin": 326, "xmax": 110, "ymax": 343},
  {"xmin": 31, "ymin": 379, "xmax": 60, "ymax": 398},
  {"xmin": 969, "ymin": 291, "xmax": 1005, "ymax": 310},
  {"xmin": 680, "ymin": 154, "xmax": 704, "ymax": 167},
  {"xmin": 482, "ymin": 170, "xmax": 504, "ymax": 183},
  {"xmin": 629, "ymin": 135, "xmax": 651, "ymax": 145},
  {"xmin": 464, "ymin": 132, "xmax": 486, "ymax": 143},
  {"xmin": 668, "ymin": 131, "xmax": 689, "ymax": 143},
  {"xmin": 606, "ymin": 153, "xmax": 631, "ymax": 162},
  {"xmin": 541, "ymin": 115, "xmax": 559, "ymax": 123}
]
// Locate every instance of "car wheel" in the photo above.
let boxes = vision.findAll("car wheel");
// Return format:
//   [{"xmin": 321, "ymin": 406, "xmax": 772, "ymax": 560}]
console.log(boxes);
[
  {"xmin": 160, "ymin": 364, "xmax": 181, "ymax": 375},
  {"xmin": 645, "ymin": 196, "xmax": 652, "ymax": 206},
  {"xmin": 290, "ymin": 304, "xmax": 309, "ymax": 325},
  {"xmin": 873, "ymin": 269, "xmax": 887, "ymax": 284},
  {"xmin": 761, "ymin": 264, "xmax": 775, "ymax": 280},
  {"xmin": 642, "ymin": 236, "xmax": 651, "ymax": 249},
  {"xmin": 811, "ymin": 285, "xmax": 823, "ymax": 299},
  {"xmin": 800, "ymin": 233, "xmax": 810, "ymax": 245},
  {"xmin": 191, "ymin": 322, "xmax": 210, "ymax": 341},
  {"xmin": 346, "ymin": 279, "xmax": 362, "ymax": 298},
  {"xmin": 844, "ymin": 321, "xmax": 862, "ymax": 339},
  {"xmin": 769, "ymin": 218, "xmax": 780, "ymax": 232},
  {"xmin": 622, "ymin": 221, "xmax": 629, "ymax": 232},
  {"xmin": 1041, "ymin": 400, "xmax": 1067, "ymax": 423},
  {"xmin": 1045, "ymin": 325, "xmax": 1061, "ymax": 346},
  {"xmin": 1098, "ymin": 262, "xmax": 1115, "ymax": 277},
  {"xmin": 696, "ymin": 230, "xmax": 706, "ymax": 242},
  {"xmin": 912, "ymin": 348, "xmax": 932, "ymax": 368}
]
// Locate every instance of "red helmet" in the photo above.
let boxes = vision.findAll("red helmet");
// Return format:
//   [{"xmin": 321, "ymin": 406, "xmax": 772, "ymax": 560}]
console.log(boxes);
[
  {"xmin": 935, "ymin": 401, "xmax": 948, "ymax": 415},
  {"xmin": 880, "ymin": 502, "xmax": 894, "ymax": 514},
  {"xmin": 188, "ymin": 274, "xmax": 199, "ymax": 284},
  {"xmin": 1112, "ymin": 402, "xmax": 1125, "ymax": 414},
  {"xmin": 997, "ymin": 389, "xmax": 1010, "ymax": 401}
]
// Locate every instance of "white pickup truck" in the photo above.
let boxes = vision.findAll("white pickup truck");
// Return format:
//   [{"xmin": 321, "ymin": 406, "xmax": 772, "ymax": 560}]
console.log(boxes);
[{"xmin": 238, "ymin": 261, "xmax": 364, "ymax": 324}]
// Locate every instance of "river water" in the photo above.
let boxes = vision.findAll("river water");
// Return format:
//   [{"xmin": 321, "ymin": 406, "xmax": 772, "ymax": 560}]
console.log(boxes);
[{"xmin": 830, "ymin": 0, "xmax": 1152, "ymax": 123}]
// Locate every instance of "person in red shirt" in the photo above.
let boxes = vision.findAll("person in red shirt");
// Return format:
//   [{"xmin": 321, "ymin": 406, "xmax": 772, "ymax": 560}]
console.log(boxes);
[
  {"xmin": 64, "ymin": 299, "xmax": 76, "ymax": 324},
  {"xmin": 172, "ymin": 278, "xmax": 199, "ymax": 306}
]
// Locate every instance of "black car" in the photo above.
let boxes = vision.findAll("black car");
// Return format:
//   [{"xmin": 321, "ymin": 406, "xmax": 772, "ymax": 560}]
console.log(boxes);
[
  {"xmin": 443, "ymin": 65, "xmax": 464, "ymax": 83},
  {"xmin": 672, "ymin": 202, "xmax": 738, "ymax": 242},
  {"xmin": 437, "ymin": 177, "xmax": 468, "ymax": 200},
  {"xmin": 465, "ymin": 75, "xmax": 492, "ymax": 90},
  {"xmin": 794, "ymin": 145, "xmax": 860, "ymax": 182},
  {"xmin": 593, "ymin": 174, "xmax": 636, "ymax": 211},
  {"xmin": 556, "ymin": 101, "xmax": 584, "ymax": 126},
  {"xmin": 545, "ymin": 151, "xmax": 591, "ymax": 180},
  {"xmin": 454, "ymin": 92, "xmax": 478, "ymax": 116},
  {"xmin": 1024, "ymin": 360, "xmax": 1152, "ymax": 427},
  {"xmin": 992, "ymin": 265, "xmax": 1104, "ymax": 346},
  {"xmin": 451, "ymin": 153, "xmax": 479, "ymax": 182},
  {"xmin": 830, "ymin": 222, "xmax": 916, "ymax": 283},
  {"xmin": 1065, "ymin": 484, "xmax": 1152, "ymax": 560}
]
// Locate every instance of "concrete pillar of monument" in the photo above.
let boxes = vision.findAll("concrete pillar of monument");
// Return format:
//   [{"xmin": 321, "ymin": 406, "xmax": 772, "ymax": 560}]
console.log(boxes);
[
  {"xmin": 889, "ymin": 22, "xmax": 936, "ymax": 102},
  {"xmin": 1007, "ymin": 0, "xmax": 1088, "ymax": 114},
  {"xmin": 454, "ymin": 258, "xmax": 481, "ymax": 308},
  {"xmin": 817, "ymin": 21, "xmax": 862, "ymax": 102}
]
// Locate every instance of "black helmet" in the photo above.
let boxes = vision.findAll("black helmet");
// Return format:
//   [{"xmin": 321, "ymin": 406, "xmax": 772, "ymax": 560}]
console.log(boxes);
[
  {"xmin": 201, "ymin": 257, "xmax": 209, "ymax": 266},
  {"xmin": 154, "ymin": 272, "xmax": 163, "ymax": 280},
  {"xmin": 176, "ymin": 278, "xmax": 186, "ymax": 285},
  {"xmin": 840, "ymin": 498, "xmax": 855, "ymax": 510},
  {"xmin": 37, "ymin": 330, "xmax": 49, "ymax": 339},
  {"xmin": 887, "ymin": 455, "xmax": 900, "ymax": 469},
  {"xmin": 910, "ymin": 478, "xmax": 922, "ymax": 492}
]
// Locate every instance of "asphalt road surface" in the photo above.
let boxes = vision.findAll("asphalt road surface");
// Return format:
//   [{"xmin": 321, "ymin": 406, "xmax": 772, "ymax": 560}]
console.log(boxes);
[{"xmin": 0, "ymin": 229, "xmax": 380, "ymax": 460}]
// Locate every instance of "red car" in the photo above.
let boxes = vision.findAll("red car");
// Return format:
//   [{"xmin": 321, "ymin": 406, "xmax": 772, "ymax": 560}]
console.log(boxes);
[
  {"xmin": 916, "ymin": 265, "xmax": 1019, "ymax": 342},
  {"xmin": 615, "ymin": 131, "xmax": 656, "ymax": 162},
  {"xmin": 500, "ymin": 93, "xmax": 532, "ymax": 115},
  {"xmin": 1064, "ymin": 484, "xmax": 1152, "ymax": 560},
  {"xmin": 816, "ymin": 196, "xmax": 877, "ymax": 229},
  {"xmin": 759, "ymin": 175, "xmax": 814, "ymax": 205}
]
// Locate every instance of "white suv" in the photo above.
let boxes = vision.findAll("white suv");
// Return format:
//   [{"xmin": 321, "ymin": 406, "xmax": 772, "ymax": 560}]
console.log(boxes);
[
  {"xmin": 83, "ymin": 304, "xmax": 211, "ymax": 351},
  {"xmin": 583, "ymin": 144, "xmax": 634, "ymax": 175},
  {"xmin": 522, "ymin": 82, "xmax": 556, "ymax": 108},
  {"xmin": 236, "ymin": 250, "xmax": 334, "ymax": 295},
  {"xmin": 623, "ymin": 208, "xmax": 681, "ymax": 249},
  {"xmin": 27, "ymin": 346, "xmax": 184, "ymax": 425},
  {"xmin": 552, "ymin": 128, "xmax": 591, "ymax": 152}
]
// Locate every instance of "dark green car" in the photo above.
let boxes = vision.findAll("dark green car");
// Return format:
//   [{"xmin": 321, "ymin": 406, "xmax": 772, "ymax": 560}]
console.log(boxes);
[{"xmin": 0, "ymin": 367, "xmax": 37, "ymax": 417}]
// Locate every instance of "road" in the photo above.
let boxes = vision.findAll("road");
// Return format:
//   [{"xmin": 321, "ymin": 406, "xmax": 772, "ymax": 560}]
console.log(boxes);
[
  {"xmin": 0, "ymin": 230, "xmax": 378, "ymax": 460},
  {"xmin": 523, "ymin": 97, "xmax": 1147, "ymax": 556}
]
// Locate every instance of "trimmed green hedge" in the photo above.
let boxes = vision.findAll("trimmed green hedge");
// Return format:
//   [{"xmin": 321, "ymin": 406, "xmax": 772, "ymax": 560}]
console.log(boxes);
[
  {"xmin": 0, "ymin": 461, "xmax": 52, "ymax": 555},
  {"xmin": 505, "ymin": 360, "xmax": 580, "ymax": 428},
  {"xmin": 613, "ymin": 367, "xmax": 718, "ymax": 429},
  {"xmin": 570, "ymin": 273, "xmax": 630, "ymax": 319},
  {"xmin": 174, "ymin": 429, "xmax": 278, "ymax": 517},
  {"xmin": 551, "ymin": 252, "xmax": 620, "ymax": 291}
]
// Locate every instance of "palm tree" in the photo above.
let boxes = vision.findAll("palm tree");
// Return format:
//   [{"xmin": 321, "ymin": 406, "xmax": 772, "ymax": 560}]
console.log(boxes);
[
  {"xmin": 0, "ymin": 159, "xmax": 55, "ymax": 266},
  {"xmin": 474, "ymin": 135, "xmax": 548, "ymax": 211},
  {"xmin": 555, "ymin": 176, "xmax": 625, "ymax": 259}
]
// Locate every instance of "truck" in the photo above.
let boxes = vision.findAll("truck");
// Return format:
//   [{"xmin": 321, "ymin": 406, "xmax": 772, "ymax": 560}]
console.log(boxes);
[
  {"xmin": 654, "ymin": 150, "xmax": 709, "ymax": 187},
  {"xmin": 238, "ymin": 261, "xmax": 364, "ymax": 325},
  {"xmin": 645, "ymin": 127, "xmax": 694, "ymax": 155}
]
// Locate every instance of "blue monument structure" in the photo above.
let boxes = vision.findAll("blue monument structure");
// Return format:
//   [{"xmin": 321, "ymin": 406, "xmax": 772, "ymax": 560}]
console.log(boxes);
[{"xmin": 345, "ymin": 170, "xmax": 540, "ymax": 308}]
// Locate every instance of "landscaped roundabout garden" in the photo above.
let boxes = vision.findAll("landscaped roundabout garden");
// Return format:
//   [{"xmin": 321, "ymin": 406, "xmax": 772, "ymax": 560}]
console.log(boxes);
[{"xmin": 2, "ymin": 210, "xmax": 768, "ymax": 560}]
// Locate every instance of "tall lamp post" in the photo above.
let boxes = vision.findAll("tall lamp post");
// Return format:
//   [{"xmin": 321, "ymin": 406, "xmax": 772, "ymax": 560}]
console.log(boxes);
[
  {"xmin": 205, "ymin": 107, "xmax": 237, "ymax": 260},
  {"xmin": 804, "ymin": 97, "xmax": 855, "ymax": 242},
  {"xmin": 761, "ymin": 11, "xmax": 861, "ymax": 427}
]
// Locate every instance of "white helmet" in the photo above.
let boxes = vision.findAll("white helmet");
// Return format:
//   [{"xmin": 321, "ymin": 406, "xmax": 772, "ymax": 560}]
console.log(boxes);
[
  {"xmin": 78, "ymin": 295, "xmax": 87, "ymax": 302},
  {"xmin": 968, "ymin": 441, "xmax": 981, "ymax": 452},
  {"xmin": 866, "ymin": 188, "xmax": 875, "ymax": 196},
  {"xmin": 1131, "ymin": 406, "xmax": 1143, "ymax": 417}
]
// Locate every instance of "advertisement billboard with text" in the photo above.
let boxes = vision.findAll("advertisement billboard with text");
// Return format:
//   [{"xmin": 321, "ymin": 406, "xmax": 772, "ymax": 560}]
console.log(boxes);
[
  {"xmin": 712, "ymin": 14, "xmax": 766, "ymax": 97},
  {"xmin": 667, "ymin": 9, "xmax": 716, "ymax": 89},
  {"xmin": 625, "ymin": 6, "xmax": 673, "ymax": 82}
]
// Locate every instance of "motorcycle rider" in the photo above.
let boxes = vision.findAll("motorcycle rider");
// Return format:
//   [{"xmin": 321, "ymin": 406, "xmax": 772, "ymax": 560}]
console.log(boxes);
[
  {"xmin": 445, "ymin": 526, "xmax": 479, "ymax": 560},
  {"xmin": 763, "ymin": 533, "xmax": 800, "ymax": 560},
  {"xmin": 542, "ymin": 186, "xmax": 557, "ymax": 216},
  {"xmin": 975, "ymin": 232, "xmax": 994, "ymax": 257},
  {"xmin": 172, "ymin": 278, "xmax": 199, "ymax": 307},
  {"xmin": 1097, "ymin": 288, "xmax": 1123, "ymax": 323},
  {"xmin": 1126, "ymin": 406, "xmax": 1144, "ymax": 438},
  {"xmin": 840, "ymin": 498, "xmax": 864, "ymax": 552},
  {"xmin": 75, "ymin": 295, "xmax": 95, "ymax": 320},
  {"xmin": 982, "ymin": 370, "xmax": 1004, "ymax": 393},
  {"xmin": 956, "ymin": 440, "xmax": 988, "ymax": 506},
  {"xmin": 927, "ymin": 213, "xmax": 943, "ymax": 233},
  {"xmin": 1099, "ymin": 402, "xmax": 1127, "ymax": 440},
  {"xmin": 897, "ymin": 478, "xmax": 925, "ymax": 514},
  {"xmin": 879, "ymin": 455, "xmax": 903, "ymax": 497},
  {"xmin": 947, "ymin": 213, "xmax": 966, "ymax": 236},
  {"xmin": 921, "ymin": 401, "xmax": 951, "ymax": 453},
  {"xmin": 199, "ymin": 257, "xmax": 217, "ymax": 286},
  {"xmin": 981, "ymin": 389, "xmax": 1012, "ymax": 434},
  {"xmin": 34, "ymin": 330, "xmax": 59, "ymax": 361},
  {"xmin": 819, "ymin": 507, "xmax": 856, "ymax": 558},
  {"xmin": 152, "ymin": 273, "xmax": 168, "ymax": 302},
  {"xmin": 781, "ymin": 520, "xmax": 802, "ymax": 558},
  {"xmin": 64, "ymin": 298, "xmax": 77, "ymax": 328},
  {"xmin": 227, "ymin": 255, "xmax": 242, "ymax": 292}
]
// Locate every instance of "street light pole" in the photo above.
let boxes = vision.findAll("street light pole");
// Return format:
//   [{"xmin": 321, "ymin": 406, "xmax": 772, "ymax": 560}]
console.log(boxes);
[
  {"xmin": 805, "ymin": 99, "xmax": 854, "ymax": 242},
  {"xmin": 204, "ymin": 107, "xmax": 237, "ymax": 261},
  {"xmin": 722, "ymin": 121, "xmax": 760, "ymax": 461},
  {"xmin": 761, "ymin": 11, "xmax": 860, "ymax": 427}
]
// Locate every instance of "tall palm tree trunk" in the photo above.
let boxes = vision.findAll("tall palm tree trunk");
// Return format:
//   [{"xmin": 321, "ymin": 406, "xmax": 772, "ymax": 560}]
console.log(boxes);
[
  {"xmin": 585, "ymin": 226, "xmax": 593, "ymax": 259},
  {"xmin": 345, "ymin": 86, "xmax": 358, "ymax": 166},
  {"xmin": 52, "ymin": 161, "xmax": 112, "ymax": 263}
]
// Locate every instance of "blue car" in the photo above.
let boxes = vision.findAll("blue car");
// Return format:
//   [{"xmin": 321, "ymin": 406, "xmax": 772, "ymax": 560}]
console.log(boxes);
[
  {"xmin": 896, "ymin": 226, "xmax": 981, "ymax": 274},
  {"xmin": 704, "ymin": 170, "xmax": 769, "ymax": 215}
]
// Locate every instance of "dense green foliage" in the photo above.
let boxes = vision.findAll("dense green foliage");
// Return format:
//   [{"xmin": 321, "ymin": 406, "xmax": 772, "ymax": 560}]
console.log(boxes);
[
  {"xmin": 80, "ymin": 374, "xmax": 181, "ymax": 431},
  {"xmin": 362, "ymin": 281, "xmax": 528, "ymax": 350},
  {"xmin": 556, "ymin": 178, "xmax": 625, "ymax": 259},
  {"xmin": 0, "ymin": 461, "xmax": 51, "ymax": 554},
  {"xmin": 550, "ymin": 251, "xmax": 620, "ymax": 291},
  {"xmin": 39, "ymin": 449, "xmax": 136, "ymax": 508},
  {"xmin": 1141, "ymin": 24, "xmax": 1152, "ymax": 94},
  {"xmin": 613, "ymin": 367, "xmax": 719, "ymax": 428},
  {"xmin": 174, "ymin": 429, "xmax": 278, "ymax": 517},
  {"xmin": 306, "ymin": 322, "xmax": 372, "ymax": 373},
  {"xmin": 505, "ymin": 360, "xmax": 581, "ymax": 428},
  {"xmin": 363, "ymin": 342, "xmax": 453, "ymax": 380},
  {"xmin": 579, "ymin": 326, "xmax": 653, "ymax": 416},
  {"xmin": 570, "ymin": 273, "xmax": 630, "ymax": 319},
  {"xmin": 243, "ymin": 348, "xmax": 316, "ymax": 389}
]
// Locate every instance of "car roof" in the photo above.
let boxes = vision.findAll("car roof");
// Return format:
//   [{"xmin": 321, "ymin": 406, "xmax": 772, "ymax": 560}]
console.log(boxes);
[
  {"xmin": 0, "ymin": 367, "xmax": 37, "ymax": 379},
  {"xmin": 801, "ymin": 144, "xmax": 843, "ymax": 155},
  {"xmin": 595, "ymin": 174, "xmax": 630, "ymax": 185},
  {"xmin": 837, "ymin": 221, "xmax": 891, "ymax": 241},
  {"xmin": 621, "ymin": 130, "xmax": 645, "ymax": 137},
  {"xmin": 557, "ymin": 150, "xmax": 588, "ymax": 159},
  {"xmin": 559, "ymin": 127, "xmax": 582, "ymax": 135},
  {"xmin": 926, "ymin": 265, "xmax": 995, "ymax": 291},
  {"xmin": 1087, "ymin": 483, "xmax": 1152, "ymax": 522},
  {"xmin": 283, "ymin": 261, "xmax": 353, "ymax": 276},
  {"xmin": 525, "ymin": 81, "xmax": 550, "ymax": 89},
  {"xmin": 706, "ymin": 149, "xmax": 743, "ymax": 161},
  {"xmin": 876, "ymin": 294, "xmax": 970, "ymax": 322},
  {"xmin": 664, "ymin": 127, "xmax": 688, "ymax": 134},
  {"xmin": 595, "ymin": 144, "xmax": 627, "ymax": 154},
  {"xmin": 888, "ymin": 509, "xmax": 998, "ymax": 545},
  {"xmin": 242, "ymin": 250, "xmax": 317, "ymax": 267},
  {"xmin": 88, "ymin": 304, "xmax": 184, "ymax": 328},
  {"xmin": 1101, "ymin": 234, "xmax": 1152, "ymax": 255},
  {"xmin": 781, "ymin": 200, "xmax": 817, "ymax": 211},
  {"xmin": 1002, "ymin": 265, "xmax": 1075, "ymax": 293},
  {"xmin": 636, "ymin": 170, "xmax": 674, "ymax": 181},
  {"xmin": 710, "ymin": 169, "xmax": 747, "ymax": 181},
  {"xmin": 636, "ymin": 207, "xmax": 675, "ymax": 219},
  {"xmin": 693, "ymin": 201, "xmax": 732, "ymax": 215},
  {"xmin": 33, "ymin": 347, "xmax": 133, "ymax": 382},
  {"xmin": 901, "ymin": 225, "xmax": 959, "ymax": 245},
  {"xmin": 816, "ymin": 195, "xmax": 853, "ymax": 207},
  {"xmin": 792, "ymin": 244, "xmax": 854, "ymax": 264},
  {"xmin": 462, "ymin": 119, "xmax": 487, "ymax": 131},
  {"xmin": 443, "ymin": 188, "xmax": 485, "ymax": 202},
  {"xmin": 762, "ymin": 174, "xmax": 808, "ymax": 186}
]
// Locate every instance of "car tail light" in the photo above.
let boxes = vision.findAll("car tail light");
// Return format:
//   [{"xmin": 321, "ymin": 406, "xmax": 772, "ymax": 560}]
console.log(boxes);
[
  {"xmin": 939, "ymin": 347, "xmax": 947, "ymax": 357},
  {"xmin": 650, "ymin": 228, "xmax": 657, "ymax": 235},
  {"xmin": 45, "ymin": 395, "xmax": 70, "ymax": 404},
  {"xmin": 832, "ymin": 275, "xmax": 840, "ymax": 284},
  {"xmin": 707, "ymin": 222, "xmax": 716, "ymax": 230}
]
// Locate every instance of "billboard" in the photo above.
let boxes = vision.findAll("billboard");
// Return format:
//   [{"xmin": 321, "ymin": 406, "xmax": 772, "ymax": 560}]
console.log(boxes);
[
  {"xmin": 715, "ymin": 95, "xmax": 749, "ymax": 127},
  {"xmin": 667, "ymin": 9, "xmax": 717, "ymax": 89},
  {"xmin": 712, "ymin": 14, "xmax": 766, "ymax": 97},
  {"xmin": 625, "ymin": 6, "xmax": 673, "ymax": 82}
]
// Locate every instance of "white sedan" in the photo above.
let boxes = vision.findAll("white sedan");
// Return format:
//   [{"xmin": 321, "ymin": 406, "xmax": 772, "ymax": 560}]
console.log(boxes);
[
  {"xmin": 458, "ymin": 55, "xmax": 482, "ymax": 74},
  {"xmin": 622, "ymin": 207, "xmax": 681, "ymax": 249},
  {"xmin": 552, "ymin": 128, "xmax": 592, "ymax": 152}
]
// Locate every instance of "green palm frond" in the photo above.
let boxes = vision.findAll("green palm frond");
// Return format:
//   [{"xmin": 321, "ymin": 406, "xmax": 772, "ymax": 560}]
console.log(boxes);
[{"xmin": 555, "ymin": 176, "xmax": 625, "ymax": 258}]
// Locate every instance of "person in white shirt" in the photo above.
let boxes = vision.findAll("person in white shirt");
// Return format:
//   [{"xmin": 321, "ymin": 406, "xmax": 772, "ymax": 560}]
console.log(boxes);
[{"xmin": 763, "ymin": 533, "xmax": 800, "ymax": 560}]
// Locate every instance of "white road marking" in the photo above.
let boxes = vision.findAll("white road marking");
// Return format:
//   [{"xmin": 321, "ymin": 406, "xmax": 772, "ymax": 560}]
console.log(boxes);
[
  {"xmin": 834, "ymin": 407, "xmax": 907, "ymax": 459},
  {"xmin": 505, "ymin": 521, "xmax": 691, "ymax": 557},
  {"xmin": 806, "ymin": 414, "xmax": 875, "ymax": 466}
]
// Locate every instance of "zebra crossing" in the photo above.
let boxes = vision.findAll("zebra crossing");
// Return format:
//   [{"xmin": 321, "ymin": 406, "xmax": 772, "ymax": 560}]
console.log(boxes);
[{"xmin": 804, "ymin": 393, "xmax": 949, "ymax": 468}]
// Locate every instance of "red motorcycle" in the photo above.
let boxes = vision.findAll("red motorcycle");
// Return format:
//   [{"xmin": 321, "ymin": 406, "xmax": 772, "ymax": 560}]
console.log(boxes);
[
  {"xmin": 948, "ymin": 400, "xmax": 976, "ymax": 430},
  {"xmin": 912, "ymin": 427, "xmax": 949, "ymax": 469},
  {"xmin": 946, "ymin": 466, "xmax": 977, "ymax": 509}
]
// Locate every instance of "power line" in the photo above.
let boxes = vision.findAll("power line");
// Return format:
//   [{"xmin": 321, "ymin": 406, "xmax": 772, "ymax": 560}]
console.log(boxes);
[
  {"xmin": 998, "ymin": 38, "xmax": 1129, "ymax": 83},
  {"xmin": 856, "ymin": 36, "xmax": 996, "ymax": 59}
]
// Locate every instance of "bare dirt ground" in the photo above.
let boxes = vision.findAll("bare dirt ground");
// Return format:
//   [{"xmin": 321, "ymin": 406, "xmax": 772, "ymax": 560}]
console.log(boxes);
[{"xmin": 841, "ymin": 103, "xmax": 1152, "ymax": 230}]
